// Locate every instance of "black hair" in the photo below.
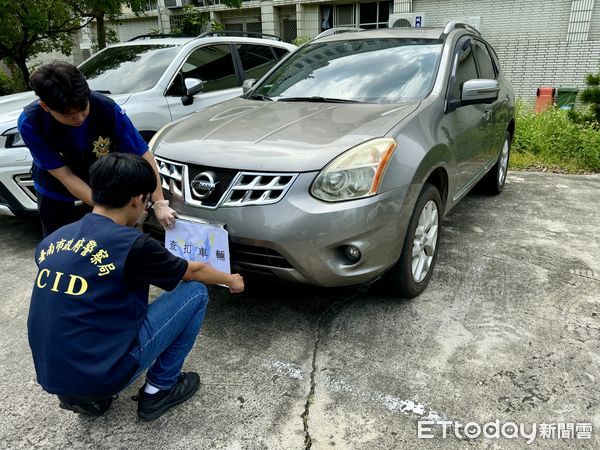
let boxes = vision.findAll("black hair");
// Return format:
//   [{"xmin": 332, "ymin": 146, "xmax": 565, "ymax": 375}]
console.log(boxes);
[
  {"xmin": 90, "ymin": 153, "xmax": 157, "ymax": 208},
  {"xmin": 29, "ymin": 62, "xmax": 91, "ymax": 113}
]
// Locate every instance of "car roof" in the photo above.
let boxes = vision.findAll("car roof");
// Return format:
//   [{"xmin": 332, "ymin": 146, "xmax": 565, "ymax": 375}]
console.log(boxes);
[
  {"xmin": 106, "ymin": 37, "xmax": 195, "ymax": 47},
  {"xmin": 313, "ymin": 26, "xmax": 480, "ymax": 43},
  {"xmin": 106, "ymin": 35, "xmax": 295, "ymax": 49}
]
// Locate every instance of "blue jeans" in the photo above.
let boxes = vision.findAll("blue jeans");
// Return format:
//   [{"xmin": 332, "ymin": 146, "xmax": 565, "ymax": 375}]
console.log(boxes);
[{"xmin": 126, "ymin": 281, "xmax": 209, "ymax": 390}]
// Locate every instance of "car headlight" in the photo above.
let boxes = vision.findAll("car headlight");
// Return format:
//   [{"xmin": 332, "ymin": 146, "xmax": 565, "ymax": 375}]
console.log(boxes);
[
  {"xmin": 311, "ymin": 137, "xmax": 397, "ymax": 202},
  {"xmin": 1, "ymin": 127, "xmax": 26, "ymax": 148}
]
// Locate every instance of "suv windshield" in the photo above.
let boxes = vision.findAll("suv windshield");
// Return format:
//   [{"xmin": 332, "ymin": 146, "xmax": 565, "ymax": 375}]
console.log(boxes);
[
  {"xmin": 255, "ymin": 38, "xmax": 443, "ymax": 103},
  {"xmin": 79, "ymin": 44, "xmax": 180, "ymax": 94}
]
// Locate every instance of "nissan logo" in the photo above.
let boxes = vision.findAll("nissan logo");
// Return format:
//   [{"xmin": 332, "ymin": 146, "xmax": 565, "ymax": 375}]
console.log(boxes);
[{"xmin": 191, "ymin": 171, "xmax": 218, "ymax": 199}]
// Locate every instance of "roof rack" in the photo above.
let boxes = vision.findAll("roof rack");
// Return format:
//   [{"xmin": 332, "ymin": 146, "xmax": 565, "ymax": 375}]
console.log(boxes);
[
  {"xmin": 127, "ymin": 33, "xmax": 195, "ymax": 41},
  {"xmin": 443, "ymin": 21, "xmax": 481, "ymax": 36},
  {"xmin": 196, "ymin": 30, "xmax": 282, "ymax": 41},
  {"xmin": 313, "ymin": 27, "xmax": 365, "ymax": 40}
]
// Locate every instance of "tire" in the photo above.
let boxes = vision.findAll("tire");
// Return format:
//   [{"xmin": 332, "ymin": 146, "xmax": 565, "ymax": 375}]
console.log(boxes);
[
  {"xmin": 478, "ymin": 131, "xmax": 511, "ymax": 195},
  {"xmin": 387, "ymin": 183, "xmax": 442, "ymax": 298}
]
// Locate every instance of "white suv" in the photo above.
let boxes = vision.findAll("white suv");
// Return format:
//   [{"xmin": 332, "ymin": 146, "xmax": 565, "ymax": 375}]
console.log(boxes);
[{"xmin": 0, "ymin": 32, "xmax": 295, "ymax": 216}]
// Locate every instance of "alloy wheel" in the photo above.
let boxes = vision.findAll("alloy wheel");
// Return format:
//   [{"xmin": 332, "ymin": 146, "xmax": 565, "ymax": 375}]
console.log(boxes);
[
  {"xmin": 498, "ymin": 138, "xmax": 509, "ymax": 186},
  {"xmin": 411, "ymin": 200, "xmax": 439, "ymax": 283}
]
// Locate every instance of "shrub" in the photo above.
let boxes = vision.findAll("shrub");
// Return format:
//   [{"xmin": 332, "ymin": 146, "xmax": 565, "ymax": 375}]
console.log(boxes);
[
  {"xmin": 512, "ymin": 106, "xmax": 600, "ymax": 172},
  {"xmin": 292, "ymin": 36, "xmax": 312, "ymax": 46},
  {"xmin": 567, "ymin": 69, "xmax": 600, "ymax": 127}
]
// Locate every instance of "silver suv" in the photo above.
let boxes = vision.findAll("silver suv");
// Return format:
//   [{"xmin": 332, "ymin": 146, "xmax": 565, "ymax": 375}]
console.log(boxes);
[
  {"xmin": 0, "ymin": 32, "xmax": 295, "ymax": 216},
  {"xmin": 146, "ymin": 24, "xmax": 515, "ymax": 297}
]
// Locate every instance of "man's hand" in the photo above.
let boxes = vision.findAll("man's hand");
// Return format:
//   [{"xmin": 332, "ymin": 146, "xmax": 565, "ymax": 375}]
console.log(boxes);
[
  {"xmin": 152, "ymin": 199, "xmax": 177, "ymax": 229},
  {"xmin": 228, "ymin": 274, "xmax": 244, "ymax": 294}
]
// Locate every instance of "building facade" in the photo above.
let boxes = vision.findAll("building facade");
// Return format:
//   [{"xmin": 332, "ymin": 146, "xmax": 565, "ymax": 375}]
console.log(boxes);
[{"xmin": 79, "ymin": 0, "xmax": 599, "ymax": 103}]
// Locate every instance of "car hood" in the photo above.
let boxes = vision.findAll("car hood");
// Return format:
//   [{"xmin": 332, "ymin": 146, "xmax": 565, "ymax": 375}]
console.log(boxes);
[
  {"xmin": 0, "ymin": 91, "xmax": 37, "ymax": 126},
  {"xmin": 0, "ymin": 91, "xmax": 131, "ymax": 129},
  {"xmin": 154, "ymin": 98, "xmax": 419, "ymax": 172}
]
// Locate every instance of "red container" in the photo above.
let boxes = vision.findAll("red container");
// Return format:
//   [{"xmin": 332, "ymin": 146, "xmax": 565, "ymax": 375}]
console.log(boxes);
[{"xmin": 535, "ymin": 87, "xmax": 555, "ymax": 113}]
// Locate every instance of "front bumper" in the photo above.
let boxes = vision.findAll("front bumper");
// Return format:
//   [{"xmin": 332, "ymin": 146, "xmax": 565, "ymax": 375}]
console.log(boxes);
[
  {"xmin": 0, "ymin": 164, "xmax": 37, "ymax": 217},
  {"xmin": 146, "ymin": 173, "xmax": 411, "ymax": 287}
]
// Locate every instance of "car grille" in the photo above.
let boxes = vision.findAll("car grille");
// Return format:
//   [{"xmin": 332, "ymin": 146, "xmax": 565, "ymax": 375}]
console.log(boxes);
[
  {"xmin": 155, "ymin": 156, "xmax": 298, "ymax": 209},
  {"xmin": 221, "ymin": 173, "xmax": 297, "ymax": 207},
  {"xmin": 187, "ymin": 164, "xmax": 238, "ymax": 207},
  {"xmin": 230, "ymin": 243, "xmax": 292, "ymax": 269},
  {"xmin": 156, "ymin": 158, "xmax": 184, "ymax": 200}
]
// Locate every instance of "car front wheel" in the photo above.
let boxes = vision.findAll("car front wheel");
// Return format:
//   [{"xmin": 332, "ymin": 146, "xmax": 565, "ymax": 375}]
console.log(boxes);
[{"xmin": 387, "ymin": 183, "xmax": 442, "ymax": 298}]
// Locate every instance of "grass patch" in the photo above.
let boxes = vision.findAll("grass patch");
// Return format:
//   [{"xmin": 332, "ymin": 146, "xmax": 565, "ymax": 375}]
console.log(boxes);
[{"xmin": 511, "ymin": 107, "xmax": 600, "ymax": 173}]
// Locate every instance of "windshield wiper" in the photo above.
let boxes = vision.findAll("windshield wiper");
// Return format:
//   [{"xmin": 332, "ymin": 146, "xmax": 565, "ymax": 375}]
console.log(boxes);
[
  {"xmin": 246, "ymin": 92, "xmax": 272, "ymax": 101},
  {"xmin": 95, "ymin": 90, "xmax": 112, "ymax": 94},
  {"xmin": 276, "ymin": 96, "xmax": 362, "ymax": 103}
]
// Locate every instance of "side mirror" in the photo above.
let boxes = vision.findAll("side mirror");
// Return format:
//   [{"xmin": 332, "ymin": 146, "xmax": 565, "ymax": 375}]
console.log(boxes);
[
  {"xmin": 181, "ymin": 78, "xmax": 204, "ymax": 106},
  {"xmin": 447, "ymin": 79, "xmax": 500, "ymax": 112},
  {"xmin": 461, "ymin": 79, "xmax": 500, "ymax": 104},
  {"xmin": 242, "ymin": 78, "xmax": 256, "ymax": 94}
]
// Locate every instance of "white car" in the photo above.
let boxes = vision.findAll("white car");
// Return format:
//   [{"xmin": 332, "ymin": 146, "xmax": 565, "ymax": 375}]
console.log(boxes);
[{"xmin": 0, "ymin": 32, "xmax": 295, "ymax": 216}]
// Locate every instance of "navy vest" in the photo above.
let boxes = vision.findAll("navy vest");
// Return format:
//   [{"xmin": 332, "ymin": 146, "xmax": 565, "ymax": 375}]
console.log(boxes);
[
  {"xmin": 28, "ymin": 213, "xmax": 146, "ymax": 396},
  {"xmin": 24, "ymin": 92, "xmax": 119, "ymax": 200}
]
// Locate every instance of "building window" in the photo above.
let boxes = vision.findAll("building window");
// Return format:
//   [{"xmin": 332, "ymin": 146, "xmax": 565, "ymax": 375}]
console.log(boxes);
[
  {"xmin": 283, "ymin": 17, "xmax": 298, "ymax": 42},
  {"xmin": 567, "ymin": 0, "xmax": 595, "ymax": 41},
  {"xmin": 224, "ymin": 19, "xmax": 262, "ymax": 34},
  {"xmin": 325, "ymin": 2, "xmax": 391, "ymax": 30},
  {"xmin": 336, "ymin": 4, "xmax": 355, "ymax": 27}
]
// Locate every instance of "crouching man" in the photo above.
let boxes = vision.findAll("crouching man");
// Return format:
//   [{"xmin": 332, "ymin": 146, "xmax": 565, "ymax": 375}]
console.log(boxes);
[{"xmin": 27, "ymin": 153, "xmax": 244, "ymax": 421}]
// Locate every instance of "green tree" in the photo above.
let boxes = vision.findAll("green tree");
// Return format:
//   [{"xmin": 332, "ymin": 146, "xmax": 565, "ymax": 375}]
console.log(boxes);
[
  {"xmin": 0, "ymin": 0, "xmax": 88, "ymax": 85},
  {"xmin": 172, "ymin": 3, "xmax": 209, "ymax": 35},
  {"xmin": 172, "ymin": 3, "xmax": 239, "ymax": 36},
  {"xmin": 66, "ymin": 0, "xmax": 146, "ymax": 50},
  {"xmin": 568, "ymin": 69, "xmax": 600, "ymax": 128}
]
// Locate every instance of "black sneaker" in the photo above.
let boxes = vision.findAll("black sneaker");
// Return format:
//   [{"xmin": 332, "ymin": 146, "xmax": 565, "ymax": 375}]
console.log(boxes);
[
  {"xmin": 137, "ymin": 372, "xmax": 200, "ymax": 421},
  {"xmin": 58, "ymin": 395, "xmax": 114, "ymax": 417}
]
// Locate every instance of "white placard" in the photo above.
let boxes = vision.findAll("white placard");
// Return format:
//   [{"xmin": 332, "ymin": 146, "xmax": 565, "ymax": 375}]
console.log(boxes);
[{"xmin": 165, "ymin": 217, "xmax": 230, "ymax": 274}]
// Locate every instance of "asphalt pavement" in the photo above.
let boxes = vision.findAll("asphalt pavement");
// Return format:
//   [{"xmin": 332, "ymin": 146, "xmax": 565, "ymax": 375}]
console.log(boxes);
[{"xmin": 1, "ymin": 171, "xmax": 599, "ymax": 449}]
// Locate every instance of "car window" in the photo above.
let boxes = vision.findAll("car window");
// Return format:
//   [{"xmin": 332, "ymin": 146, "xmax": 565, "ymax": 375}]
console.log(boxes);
[
  {"xmin": 236, "ymin": 44, "xmax": 280, "ymax": 81},
  {"xmin": 473, "ymin": 40, "xmax": 496, "ymax": 79},
  {"xmin": 273, "ymin": 47, "xmax": 289, "ymax": 60},
  {"xmin": 487, "ymin": 45, "xmax": 502, "ymax": 74},
  {"xmin": 449, "ymin": 38, "xmax": 478, "ymax": 100},
  {"xmin": 254, "ymin": 38, "xmax": 443, "ymax": 103},
  {"xmin": 167, "ymin": 44, "xmax": 237, "ymax": 96},
  {"xmin": 79, "ymin": 45, "xmax": 179, "ymax": 95}
]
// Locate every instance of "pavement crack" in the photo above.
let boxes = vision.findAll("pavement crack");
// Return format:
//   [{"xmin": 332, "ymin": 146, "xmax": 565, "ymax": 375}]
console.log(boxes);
[
  {"xmin": 301, "ymin": 308, "xmax": 324, "ymax": 449},
  {"xmin": 301, "ymin": 292, "xmax": 361, "ymax": 449}
]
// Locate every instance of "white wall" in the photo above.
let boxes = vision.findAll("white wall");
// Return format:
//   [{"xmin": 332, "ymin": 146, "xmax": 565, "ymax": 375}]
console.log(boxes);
[
  {"xmin": 113, "ymin": 17, "xmax": 160, "ymax": 42},
  {"xmin": 413, "ymin": 0, "xmax": 600, "ymax": 101}
]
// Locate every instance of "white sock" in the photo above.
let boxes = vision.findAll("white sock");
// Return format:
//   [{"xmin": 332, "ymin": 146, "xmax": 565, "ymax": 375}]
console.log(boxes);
[{"xmin": 144, "ymin": 383, "xmax": 160, "ymax": 395}]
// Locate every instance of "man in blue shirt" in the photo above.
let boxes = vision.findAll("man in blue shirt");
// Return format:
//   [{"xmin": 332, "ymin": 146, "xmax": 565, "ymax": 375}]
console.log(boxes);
[
  {"xmin": 28, "ymin": 153, "xmax": 244, "ymax": 421},
  {"xmin": 18, "ymin": 62, "xmax": 176, "ymax": 237}
]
